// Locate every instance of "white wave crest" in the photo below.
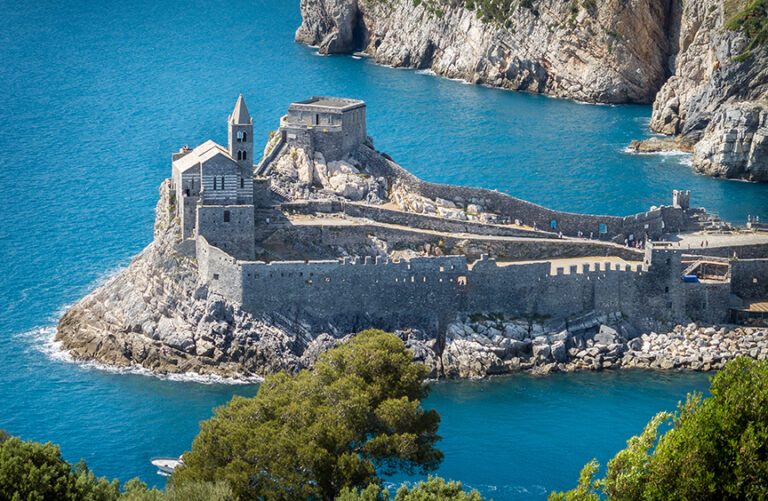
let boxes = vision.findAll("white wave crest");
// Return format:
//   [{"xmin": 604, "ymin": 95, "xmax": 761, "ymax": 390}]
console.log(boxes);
[{"xmin": 17, "ymin": 324, "xmax": 262, "ymax": 385}]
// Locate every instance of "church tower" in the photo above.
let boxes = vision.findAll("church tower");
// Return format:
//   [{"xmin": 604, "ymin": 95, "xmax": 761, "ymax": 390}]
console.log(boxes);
[
  {"xmin": 228, "ymin": 94, "xmax": 254, "ymax": 204},
  {"xmin": 228, "ymin": 94, "xmax": 254, "ymax": 171}
]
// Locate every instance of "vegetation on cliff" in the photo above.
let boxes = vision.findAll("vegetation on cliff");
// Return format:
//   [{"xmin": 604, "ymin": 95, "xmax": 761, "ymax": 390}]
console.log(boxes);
[
  {"xmin": 173, "ymin": 329, "xmax": 443, "ymax": 500},
  {"xmin": 727, "ymin": 0, "xmax": 768, "ymax": 60},
  {"xmin": 550, "ymin": 357, "xmax": 768, "ymax": 500}
]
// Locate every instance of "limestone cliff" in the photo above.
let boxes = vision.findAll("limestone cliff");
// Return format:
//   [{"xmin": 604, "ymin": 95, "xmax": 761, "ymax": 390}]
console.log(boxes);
[
  {"xmin": 296, "ymin": 0, "xmax": 674, "ymax": 104},
  {"xmin": 296, "ymin": 0, "xmax": 768, "ymax": 181},
  {"xmin": 650, "ymin": 0, "xmax": 768, "ymax": 181}
]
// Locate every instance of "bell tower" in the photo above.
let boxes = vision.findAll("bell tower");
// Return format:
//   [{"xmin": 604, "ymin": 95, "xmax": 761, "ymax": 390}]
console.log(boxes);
[{"xmin": 228, "ymin": 94, "xmax": 254, "ymax": 172}]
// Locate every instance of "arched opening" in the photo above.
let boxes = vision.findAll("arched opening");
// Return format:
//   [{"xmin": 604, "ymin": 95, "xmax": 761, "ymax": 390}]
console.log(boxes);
[
  {"xmin": 242, "ymin": 151, "xmax": 247, "ymax": 160},
  {"xmin": 242, "ymin": 132, "xmax": 247, "ymax": 142},
  {"xmin": 237, "ymin": 151, "xmax": 242, "ymax": 160},
  {"xmin": 236, "ymin": 130, "xmax": 243, "ymax": 142}
]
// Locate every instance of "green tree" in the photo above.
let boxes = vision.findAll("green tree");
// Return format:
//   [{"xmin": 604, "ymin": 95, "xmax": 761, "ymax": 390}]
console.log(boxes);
[
  {"xmin": 336, "ymin": 475, "xmax": 485, "ymax": 500},
  {"xmin": 0, "ymin": 431, "xmax": 121, "ymax": 501},
  {"xmin": 174, "ymin": 329, "xmax": 443, "ymax": 501},
  {"xmin": 121, "ymin": 478, "xmax": 235, "ymax": 501},
  {"xmin": 551, "ymin": 357, "xmax": 768, "ymax": 500}
]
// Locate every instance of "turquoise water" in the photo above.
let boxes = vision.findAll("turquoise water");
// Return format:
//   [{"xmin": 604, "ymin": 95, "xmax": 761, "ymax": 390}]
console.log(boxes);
[{"xmin": 0, "ymin": 0, "xmax": 760, "ymax": 498}]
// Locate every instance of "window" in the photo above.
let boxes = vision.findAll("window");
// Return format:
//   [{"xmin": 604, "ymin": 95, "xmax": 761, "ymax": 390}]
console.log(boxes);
[
  {"xmin": 242, "ymin": 151, "xmax": 247, "ymax": 160},
  {"xmin": 213, "ymin": 177, "xmax": 217, "ymax": 190},
  {"xmin": 242, "ymin": 132, "xmax": 247, "ymax": 142},
  {"xmin": 666, "ymin": 301, "xmax": 672, "ymax": 309},
  {"xmin": 224, "ymin": 210, "xmax": 230, "ymax": 222},
  {"xmin": 701, "ymin": 302, "xmax": 707, "ymax": 310},
  {"xmin": 599, "ymin": 223, "xmax": 607, "ymax": 234},
  {"xmin": 236, "ymin": 130, "xmax": 243, "ymax": 142},
  {"xmin": 240, "ymin": 177, "xmax": 244, "ymax": 189},
  {"xmin": 220, "ymin": 176, "xmax": 225, "ymax": 189},
  {"xmin": 550, "ymin": 220, "xmax": 557, "ymax": 229},
  {"xmin": 213, "ymin": 273, "xmax": 219, "ymax": 280},
  {"xmin": 237, "ymin": 151, "xmax": 242, "ymax": 160},
  {"xmin": 664, "ymin": 286, "xmax": 669, "ymax": 293}
]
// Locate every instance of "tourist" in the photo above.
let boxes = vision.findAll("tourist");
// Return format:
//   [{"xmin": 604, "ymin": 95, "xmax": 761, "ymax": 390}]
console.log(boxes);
[
  {"xmin": 624, "ymin": 237, "xmax": 629, "ymax": 247},
  {"xmin": 590, "ymin": 231, "xmax": 593, "ymax": 239},
  {"xmin": 706, "ymin": 240, "xmax": 709, "ymax": 247},
  {"xmin": 266, "ymin": 217, "xmax": 270, "ymax": 224},
  {"xmin": 559, "ymin": 231, "xmax": 563, "ymax": 239}
]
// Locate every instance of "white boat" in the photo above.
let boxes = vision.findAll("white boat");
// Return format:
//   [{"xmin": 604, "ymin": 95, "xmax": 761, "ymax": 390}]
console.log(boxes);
[{"xmin": 150, "ymin": 456, "xmax": 183, "ymax": 476}]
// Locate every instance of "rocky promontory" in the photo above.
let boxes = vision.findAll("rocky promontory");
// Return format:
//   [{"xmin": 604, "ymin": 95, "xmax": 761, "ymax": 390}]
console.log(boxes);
[
  {"xmin": 296, "ymin": 0, "xmax": 768, "ymax": 181},
  {"xmin": 55, "ymin": 180, "xmax": 767, "ymax": 380}
]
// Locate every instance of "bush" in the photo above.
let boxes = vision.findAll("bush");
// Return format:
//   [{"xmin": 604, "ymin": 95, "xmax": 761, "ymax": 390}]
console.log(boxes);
[{"xmin": 551, "ymin": 357, "xmax": 768, "ymax": 500}]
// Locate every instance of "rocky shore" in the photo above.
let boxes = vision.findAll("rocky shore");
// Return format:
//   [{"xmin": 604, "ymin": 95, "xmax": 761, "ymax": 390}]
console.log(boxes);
[
  {"xmin": 295, "ymin": 0, "xmax": 768, "ymax": 181},
  {"xmin": 419, "ymin": 313, "xmax": 768, "ymax": 378}
]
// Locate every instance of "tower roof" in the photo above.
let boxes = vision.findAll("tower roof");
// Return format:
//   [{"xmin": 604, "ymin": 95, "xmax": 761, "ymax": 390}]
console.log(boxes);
[{"xmin": 230, "ymin": 94, "xmax": 251, "ymax": 124}]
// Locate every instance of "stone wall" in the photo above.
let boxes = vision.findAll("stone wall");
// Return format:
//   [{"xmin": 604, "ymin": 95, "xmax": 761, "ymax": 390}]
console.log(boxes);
[
  {"xmin": 732, "ymin": 259, "xmax": 768, "ymax": 300},
  {"xmin": 361, "ymin": 146, "xmax": 678, "ymax": 241},
  {"xmin": 197, "ymin": 205, "xmax": 255, "ymax": 260},
  {"xmin": 281, "ymin": 200, "xmax": 552, "ymax": 238},
  {"xmin": 197, "ymin": 237, "xmax": 727, "ymax": 332}
]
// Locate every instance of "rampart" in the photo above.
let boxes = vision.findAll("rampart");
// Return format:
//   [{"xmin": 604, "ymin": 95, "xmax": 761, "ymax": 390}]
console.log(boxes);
[
  {"xmin": 281, "ymin": 200, "xmax": 553, "ymax": 238},
  {"xmin": 197, "ymin": 236, "xmax": 729, "ymax": 332},
  {"xmin": 731, "ymin": 259, "xmax": 768, "ymax": 299},
  {"xmin": 361, "ymin": 147, "xmax": 681, "ymax": 241}
]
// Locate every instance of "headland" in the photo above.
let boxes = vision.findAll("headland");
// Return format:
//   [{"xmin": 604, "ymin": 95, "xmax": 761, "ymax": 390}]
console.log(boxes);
[{"xmin": 56, "ymin": 96, "xmax": 768, "ymax": 379}]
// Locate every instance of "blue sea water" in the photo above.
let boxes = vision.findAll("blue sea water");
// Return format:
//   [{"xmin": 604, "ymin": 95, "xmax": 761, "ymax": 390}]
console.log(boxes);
[{"xmin": 0, "ymin": 0, "xmax": 763, "ymax": 498}]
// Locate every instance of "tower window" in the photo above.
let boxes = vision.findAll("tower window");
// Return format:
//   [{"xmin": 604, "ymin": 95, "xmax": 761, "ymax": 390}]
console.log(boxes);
[
  {"xmin": 242, "ymin": 151, "xmax": 247, "ymax": 161},
  {"xmin": 224, "ymin": 210, "xmax": 230, "ymax": 222},
  {"xmin": 237, "ymin": 151, "xmax": 242, "ymax": 160},
  {"xmin": 220, "ymin": 176, "xmax": 224, "ymax": 189},
  {"xmin": 242, "ymin": 132, "xmax": 247, "ymax": 142},
  {"xmin": 240, "ymin": 177, "xmax": 244, "ymax": 189},
  {"xmin": 236, "ymin": 131, "xmax": 243, "ymax": 142},
  {"xmin": 213, "ymin": 177, "xmax": 217, "ymax": 190}
]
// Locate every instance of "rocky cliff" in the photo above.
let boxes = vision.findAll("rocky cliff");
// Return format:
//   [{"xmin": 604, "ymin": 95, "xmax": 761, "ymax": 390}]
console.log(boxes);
[
  {"xmin": 296, "ymin": 0, "xmax": 674, "ymax": 104},
  {"xmin": 296, "ymin": 0, "xmax": 768, "ymax": 181}
]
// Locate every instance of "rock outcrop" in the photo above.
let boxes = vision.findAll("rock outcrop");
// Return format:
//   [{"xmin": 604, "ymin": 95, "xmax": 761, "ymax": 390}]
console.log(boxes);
[
  {"xmin": 56, "ymin": 181, "xmax": 307, "ymax": 379},
  {"xmin": 649, "ymin": 0, "xmax": 768, "ymax": 181},
  {"xmin": 296, "ymin": 0, "xmax": 768, "ymax": 181},
  {"xmin": 297, "ymin": 0, "xmax": 674, "ymax": 104}
]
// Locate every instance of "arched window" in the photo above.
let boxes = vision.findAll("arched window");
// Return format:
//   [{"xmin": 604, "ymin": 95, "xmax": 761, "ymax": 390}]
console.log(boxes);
[
  {"xmin": 550, "ymin": 219, "xmax": 557, "ymax": 229},
  {"xmin": 236, "ymin": 131, "xmax": 243, "ymax": 142},
  {"xmin": 242, "ymin": 132, "xmax": 247, "ymax": 142},
  {"xmin": 237, "ymin": 151, "xmax": 242, "ymax": 160},
  {"xmin": 242, "ymin": 151, "xmax": 247, "ymax": 160}
]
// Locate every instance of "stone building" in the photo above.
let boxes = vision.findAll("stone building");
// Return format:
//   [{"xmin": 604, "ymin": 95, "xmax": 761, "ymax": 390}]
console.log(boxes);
[
  {"xmin": 279, "ymin": 96, "xmax": 367, "ymax": 162},
  {"xmin": 171, "ymin": 95, "xmax": 255, "ymax": 260}
]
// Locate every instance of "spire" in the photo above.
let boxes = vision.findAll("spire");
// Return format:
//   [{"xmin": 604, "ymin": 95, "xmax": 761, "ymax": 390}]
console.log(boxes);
[{"xmin": 231, "ymin": 94, "xmax": 251, "ymax": 124}]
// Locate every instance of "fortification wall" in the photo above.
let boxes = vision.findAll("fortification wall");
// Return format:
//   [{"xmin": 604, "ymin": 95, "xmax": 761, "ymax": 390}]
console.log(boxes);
[
  {"xmin": 684, "ymin": 244, "xmax": 768, "ymax": 260},
  {"xmin": 267, "ymin": 222, "xmax": 646, "ymax": 261},
  {"xmin": 731, "ymin": 259, "xmax": 768, "ymax": 299},
  {"xmin": 197, "ymin": 237, "xmax": 723, "ymax": 331},
  {"xmin": 197, "ymin": 205, "xmax": 255, "ymax": 260},
  {"xmin": 281, "ymin": 200, "xmax": 552, "ymax": 238},
  {"xmin": 361, "ymin": 146, "xmax": 677, "ymax": 241}
]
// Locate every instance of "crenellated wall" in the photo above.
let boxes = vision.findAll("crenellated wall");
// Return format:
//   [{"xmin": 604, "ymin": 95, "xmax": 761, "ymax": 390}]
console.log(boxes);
[{"xmin": 197, "ymin": 237, "xmax": 729, "ymax": 332}]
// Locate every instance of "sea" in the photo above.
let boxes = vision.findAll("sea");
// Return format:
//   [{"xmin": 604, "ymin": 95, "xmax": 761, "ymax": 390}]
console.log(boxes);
[{"xmin": 1, "ymin": 0, "xmax": 765, "ymax": 498}]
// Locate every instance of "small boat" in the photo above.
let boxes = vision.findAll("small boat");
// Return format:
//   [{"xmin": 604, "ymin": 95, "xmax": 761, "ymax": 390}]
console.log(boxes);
[{"xmin": 151, "ymin": 456, "xmax": 183, "ymax": 476}]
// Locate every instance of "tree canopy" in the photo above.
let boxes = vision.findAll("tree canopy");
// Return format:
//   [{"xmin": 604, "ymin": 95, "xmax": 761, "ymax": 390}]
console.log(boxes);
[
  {"xmin": 336, "ymin": 475, "xmax": 484, "ymax": 500},
  {"xmin": 551, "ymin": 357, "xmax": 768, "ymax": 500},
  {"xmin": 173, "ymin": 329, "xmax": 443, "ymax": 500},
  {"xmin": 0, "ymin": 430, "xmax": 121, "ymax": 501}
]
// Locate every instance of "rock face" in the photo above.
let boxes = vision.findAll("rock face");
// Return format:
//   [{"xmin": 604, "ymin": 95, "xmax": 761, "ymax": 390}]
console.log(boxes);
[
  {"xmin": 297, "ymin": 0, "xmax": 673, "ymax": 104},
  {"xmin": 648, "ymin": 0, "xmax": 768, "ymax": 180},
  {"xmin": 296, "ymin": 0, "xmax": 768, "ymax": 181},
  {"xmin": 55, "ymin": 181, "xmax": 306, "ymax": 379},
  {"xmin": 692, "ymin": 103, "xmax": 768, "ymax": 181}
]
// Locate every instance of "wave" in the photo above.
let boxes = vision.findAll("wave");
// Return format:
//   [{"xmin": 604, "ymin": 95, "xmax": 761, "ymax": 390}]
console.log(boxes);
[
  {"xmin": 622, "ymin": 146, "xmax": 691, "ymax": 157},
  {"xmin": 16, "ymin": 324, "xmax": 262, "ymax": 386}
]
